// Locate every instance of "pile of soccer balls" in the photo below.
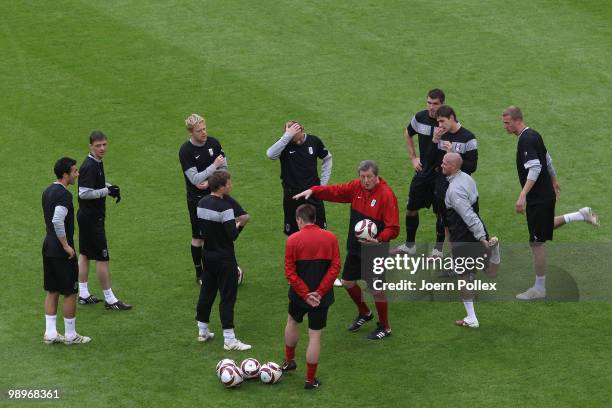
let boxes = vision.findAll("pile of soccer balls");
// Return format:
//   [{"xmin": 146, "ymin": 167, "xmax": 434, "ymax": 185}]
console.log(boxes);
[{"xmin": 216, "ymin": 358, "xmax": 282, "ymax": 388}]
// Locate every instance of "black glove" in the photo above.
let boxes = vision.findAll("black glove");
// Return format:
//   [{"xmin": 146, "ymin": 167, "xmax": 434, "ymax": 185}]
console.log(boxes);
[{"xmin": 108, "ymin": 185, "xmax": 121, "ymax": 203}]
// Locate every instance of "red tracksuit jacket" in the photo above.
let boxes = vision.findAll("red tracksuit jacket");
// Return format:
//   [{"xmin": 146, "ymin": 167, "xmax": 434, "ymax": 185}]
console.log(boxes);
[
  {"xmin": 285, "ymin": 224, "xmax": 341, "ymax": 308},
  {"xmin": 311, "ymin": 178, "xmax": 400, "ymax": 256}
]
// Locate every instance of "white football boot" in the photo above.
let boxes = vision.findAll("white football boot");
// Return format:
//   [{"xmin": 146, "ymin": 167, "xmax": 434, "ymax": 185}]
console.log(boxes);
[
  {"xmin": 63, "ymin": 333, "xmax": 92, "ymax": 345},
  {"xmin": 455, "ymin": 316, "xmax": 479, "ymax": 328},
  {"xmin": 224, "ymin": 338, "xmax": 252, "ymax": 351},
  {"xmin": 197, "ymin": 331, "xmax": 215, "ymax": 342},
  {"xmin": 394, "ymin": 243, "xmax": 416, "ymax": 255},
  {"xmin": 516, "ymin": 287, "xmax": 546, "ymax": 300},
  {"xmin": 579, "ymin": 207, "xmax": 600, "ymax": 227}
]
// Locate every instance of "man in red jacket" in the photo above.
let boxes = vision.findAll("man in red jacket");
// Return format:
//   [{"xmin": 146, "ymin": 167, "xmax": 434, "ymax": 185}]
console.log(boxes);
[
  {"xmin": 293, "ymin": 160, "xmax": 400, "ymax": 340},
  {"xmin": 282, "ymin": 204, "xmax": 340, "ymax": 389}
]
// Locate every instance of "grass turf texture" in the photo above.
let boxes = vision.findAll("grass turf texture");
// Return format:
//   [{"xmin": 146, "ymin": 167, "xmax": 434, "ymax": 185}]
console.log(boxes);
[{"xmin": 1, "ymin": 0, "xmax": 611, "ymax": 406}]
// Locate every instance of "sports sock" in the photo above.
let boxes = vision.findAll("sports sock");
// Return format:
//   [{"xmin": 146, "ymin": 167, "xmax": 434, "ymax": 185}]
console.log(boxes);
[
  {"xmin": 45, "ymin": 314, "xmax": 57, "ymax": 337},
  {"xmin": 285, "ymin": 345, "xmax": 296, "ymax": 361},
  {"xmin": 405, "ymin": 213, "xmax": 419, "ymax": 245},
  {"xmin": 345, "ymin": 285, "xmax": 370, "ymax": 316},
  {"xmin": 103, "ymin": 288, "xmax": 118, "ymax": 304},
  {"xmin": 191, "ymin": 245, "xmax": 203, "ymax": 278},
  {"xmin": 64, "ymin": 317, "xmax": 76, "ymax": 340},
  {"xmin": 306, "ymin": 363, "xmax": 318, "ymax": 383},
  {"xmin": 223, "ymin": 329, "xmax": 236, "ymax": 342},
  {"xmin": 79, "ymin": 282, "xmax": 90, "ymax": 298},
  {"xmin": 463, "ymin": 300, "xmax": 476, "ymax": 320},
  {"xmin": 534, "ymin": 276, "xmax": 546, "ymax": 291},
  {"xmin": 374, "ymin": 300, "xmax": 390, "ymax": 330},
  {"xmin": 197, "ymin": 321, "xmax": 209, "ymax": 335},
  {"xmin": 563, "ymin": 211, "xmax": 584, "ymax": 224},
  {"xmin": 490, "ymin": 243, "xmax": 501, "ymax": 264}
]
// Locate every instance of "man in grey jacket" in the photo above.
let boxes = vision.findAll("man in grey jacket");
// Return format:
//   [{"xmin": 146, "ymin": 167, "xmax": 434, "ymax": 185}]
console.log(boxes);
[{"xmin": 441, "ymin": 153, "xmax": 500, "ymax": 328}]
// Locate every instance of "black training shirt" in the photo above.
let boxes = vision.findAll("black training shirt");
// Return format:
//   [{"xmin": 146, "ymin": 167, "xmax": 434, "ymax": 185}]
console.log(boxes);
[
  {"xmin": 279, "ymin": 134, "xmax": 329, "ymax": 191},
  {"xmin": 78, "ymin": 154, "xmax": 107, "ymax": 220},
  {"xmin": 516, "ymin": 128, "xmax": 555, "ymax": 204},
  {"xmin": 42, "ymin": 183, "xmax": 74, "ymax": 257},
  {"xmin": 179, "ymin": 137, "xmax": 225, "ymax": 202}
]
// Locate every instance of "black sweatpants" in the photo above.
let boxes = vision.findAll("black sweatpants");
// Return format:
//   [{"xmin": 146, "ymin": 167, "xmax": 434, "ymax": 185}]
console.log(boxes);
[{"xmin": 195, "ymin": 261, "xmax": 238, "ymax": 329}]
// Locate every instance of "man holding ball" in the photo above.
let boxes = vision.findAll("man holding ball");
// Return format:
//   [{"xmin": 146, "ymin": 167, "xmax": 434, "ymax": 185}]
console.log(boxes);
[{"xmin": 293, "ymin": 160, "xmax": 399, "ymax": 340}]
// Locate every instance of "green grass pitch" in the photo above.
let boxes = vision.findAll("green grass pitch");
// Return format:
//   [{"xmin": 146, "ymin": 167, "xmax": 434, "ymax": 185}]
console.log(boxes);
[{"xmin": 1, "ymin": 1, "xmax": 611, "ymax": 406}]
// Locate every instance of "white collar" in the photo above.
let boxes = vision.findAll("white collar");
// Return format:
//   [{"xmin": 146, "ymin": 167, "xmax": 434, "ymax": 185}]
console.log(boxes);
[{"xmin": 88, "ymin": 153, "xmax": 102, "ymax": 163}]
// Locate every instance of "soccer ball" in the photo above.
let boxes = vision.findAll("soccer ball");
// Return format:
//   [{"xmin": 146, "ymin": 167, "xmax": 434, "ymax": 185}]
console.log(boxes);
[
  {"xmin": 237, "ymin": 266, "xmax": 244, "ymax": 285},
  {"xmin": 240, "ymin": 358, "xmax": 261, "ymax": 379},
  {"xmin": 216, "ymin": 358, "xmax": 237, "ymax": 379},
  {"xmin": 259, "ymin": 362, "xmax": 282, "ymax": 384},
  {"xmin": 219, "ymin": 364, "xmax": 243, "ymax": 388},
  {"xmin": 354, "ymin": 219, "xmax": 377, "ymax": 240}
]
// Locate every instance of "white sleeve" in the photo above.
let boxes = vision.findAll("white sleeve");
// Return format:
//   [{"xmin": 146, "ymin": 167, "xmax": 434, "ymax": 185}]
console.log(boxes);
[
  {"xmin": 266, "ymin": 132, "xmax": 293, "ymax": 159},
  {"xmin": 79, "ymin": 187, "xmax": 109, "ymax": 199},
  {"xmin": 51, "ymin": 206, "xmax": 68, "ymax": 238},
  {"xmin": 320, "ymin": 153, "xmax": 332, "ymax": 185}
]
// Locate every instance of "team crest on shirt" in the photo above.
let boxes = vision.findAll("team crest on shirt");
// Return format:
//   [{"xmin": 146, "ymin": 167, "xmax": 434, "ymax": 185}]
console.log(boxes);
[
  {"xmin": 308, "ymin": 146, "xmax": 313, "ymax": 155},
  {"xmin": 370, "ymin": 199, "xmax": 377, "ymax": 207},
  {"xmin": 209, "ymin": 148, "xmax": 214, "ymax": 156}
]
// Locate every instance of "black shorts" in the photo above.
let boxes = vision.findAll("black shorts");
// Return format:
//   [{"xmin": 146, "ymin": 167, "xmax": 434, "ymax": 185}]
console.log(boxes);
[
  {"xmin": 451, "ymin": 242, "xmax": 490, "ymax": 276},
  {"xmin": 407, "ymin": 172, "xmax": 437, "ymax": 211},
  {"xmin": 188, "ymin": 195, "xmax": 247, "ymax": 240},
  {"xmin": 288, "ymin": 302, "xmax": 329, "ymax": 330},
  {"xmin": 77, "ymin": 215, "xmax": 109, "ymax": 261},
  {"xmin": 342, "ymin": 253, "xmax": 362, "ymax": 281},
  {"xmin": 282, "ymin": 193, "xmax": 326, "ymax": 235},
  {"xmin": 526, "ymin": 199, "xmax": 555, "ymax": 244},
  {"xmin": 43, "ymin": 256, "xmax": 78, "ymax": 295},
  {"xmin": 187, "ymin": 199, "xmax": 202, "ymax": 239}
]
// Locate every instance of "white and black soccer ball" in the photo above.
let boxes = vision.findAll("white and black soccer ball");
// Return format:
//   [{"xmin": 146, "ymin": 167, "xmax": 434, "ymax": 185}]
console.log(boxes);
[
  {"xmin": 219, "ymin": 364, "xmax": 243, "ymax": 388},
  {"xmin": 216, "ymin": 358, "xmax": 237, "ymax": 379},
  {"xmin": 354, "ymin": 219, "xmax": 377, "ymax": 240},
  {"xmin": 240, "ymin": 358, "xmax": 261, "ymax": 379},
  {"xmin": 259, "ymin": 362, "xmax": 282, "ymax": 384}
]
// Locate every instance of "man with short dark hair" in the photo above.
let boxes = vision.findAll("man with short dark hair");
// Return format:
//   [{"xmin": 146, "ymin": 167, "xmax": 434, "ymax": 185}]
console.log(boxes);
[
  {"xmin": 77, "ymin": 131, "xmax": 131, "ymax": 310},
  {"xmin": 282, "ymin": 204, "xmax": 340, "ymax": 389},
  {"xmin": 42, "ymin": 157, "xmax": 91, "ymax": 344},
  {"xmin": 179, "ymin": 113, "xmax": 248, "ymax": 285},
  {"xmin": 294, "ymin": 160, "xmax": 399, "ymax": 340},
  {"xmin": 266, "ymin": 120, "xmax": 332, "ymax": 235},
  {"xmin": 397, "ymin": 89, "xmax": 446, "ymax": 257},
  {"xmin": 502, "ymin": 106, "xmax": 599, "ymax": 300},
  {"xmin": 431, "ymin": 105, "xmax": 479, "ymax": 256},
  {"xmin": 195, "ymin": 171, "xmax": 251, "ymax": 350}
]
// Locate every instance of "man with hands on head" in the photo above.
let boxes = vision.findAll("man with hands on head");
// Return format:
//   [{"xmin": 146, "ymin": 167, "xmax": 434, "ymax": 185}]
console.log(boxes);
[{"xmin": 266, "ymin": 120, "xmax": 332, "ymax": 236}]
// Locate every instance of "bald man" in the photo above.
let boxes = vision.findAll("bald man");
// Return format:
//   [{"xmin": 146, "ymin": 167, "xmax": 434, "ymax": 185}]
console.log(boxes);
[{"xmin": 441, "ymin": 153, "xmax": 499, "ymax": 328}]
